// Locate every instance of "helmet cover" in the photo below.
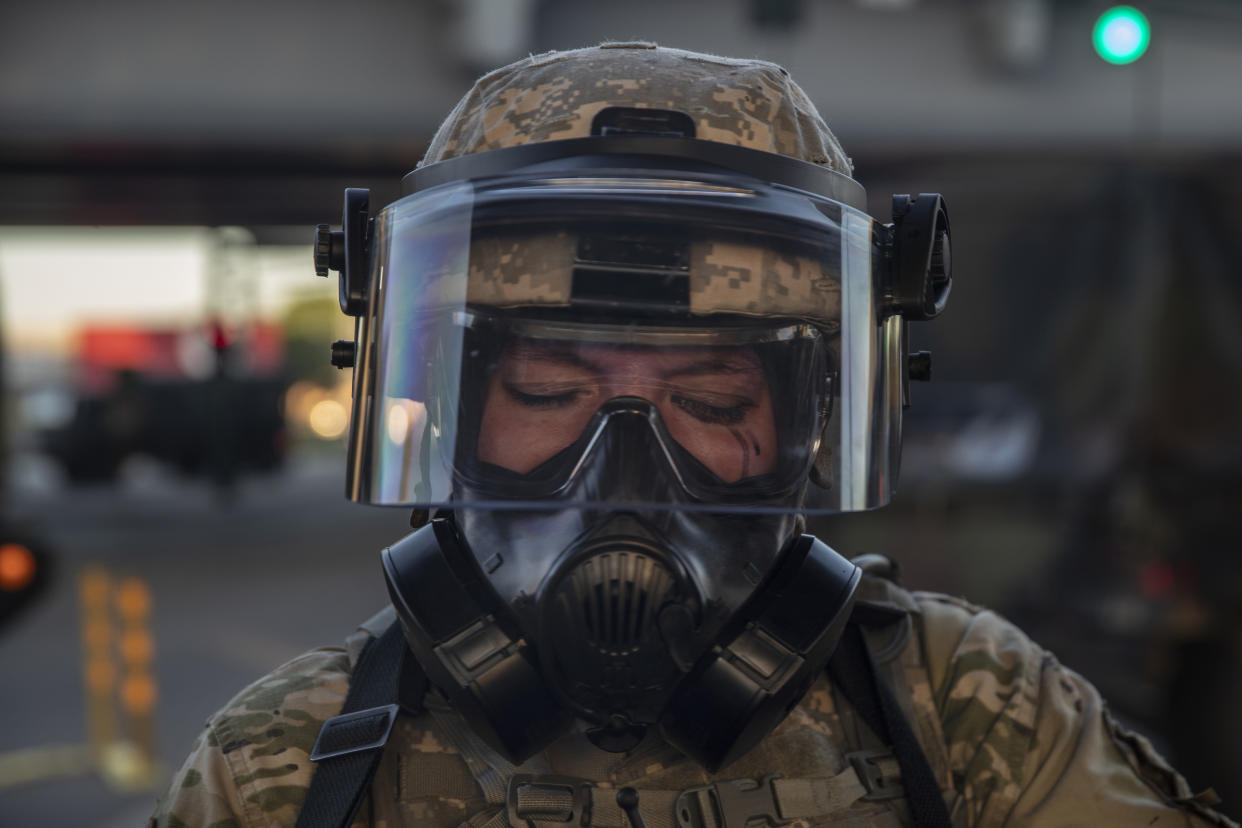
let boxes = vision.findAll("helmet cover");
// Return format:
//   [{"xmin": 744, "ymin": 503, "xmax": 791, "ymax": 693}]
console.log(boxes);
[{"xmin": 421, "ymin": 42, "xmax": 852, "ymax": 173}]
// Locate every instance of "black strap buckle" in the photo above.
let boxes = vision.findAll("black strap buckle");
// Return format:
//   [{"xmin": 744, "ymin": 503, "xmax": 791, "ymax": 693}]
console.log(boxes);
[
  {"xmin": 309, "ymin": 703, "xmax": 400, "ymax": 762},
  {"xmin": 676, "ymin": 775, "xmax": 788, "ymax": 828},
  {"xmin": 846, "ymin": 749, "xmax": 904, "ymax": 801}
]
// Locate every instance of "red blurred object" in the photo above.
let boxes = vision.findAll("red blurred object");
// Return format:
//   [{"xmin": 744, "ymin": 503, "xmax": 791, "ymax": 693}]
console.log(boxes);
[
  {"xmin": 1139, "ymin": 561, "xmax": 1176, "ymax": 600},
  {"xmin": 75, "ymin": 321, "xmax": 285, "ymax": 393},
  {"xmin": 245, "ymin": 321, "xmax": 285, "ymax": 375},
  {"xmin": 78, "ymin": 326, "xmax": 183, "ymax": 393},
  {"xmin": 209, "ymin": 317, "xmax": 231, "ymax": 351}
]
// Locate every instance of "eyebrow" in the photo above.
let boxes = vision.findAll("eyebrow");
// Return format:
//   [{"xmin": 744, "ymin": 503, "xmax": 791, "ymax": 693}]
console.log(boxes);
[
  {"xmin": 507, "ymin": 345, "xmax": 595, "ymax": 370},
  {"xmin": 662, "ymin": 359, "xmax": 756, "ymax": 379}
]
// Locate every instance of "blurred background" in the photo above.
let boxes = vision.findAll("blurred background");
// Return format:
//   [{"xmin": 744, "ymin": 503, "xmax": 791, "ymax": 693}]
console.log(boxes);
[{"xmin": 1, "ymin": 0, "xmax": 1240, "ymax": 823}]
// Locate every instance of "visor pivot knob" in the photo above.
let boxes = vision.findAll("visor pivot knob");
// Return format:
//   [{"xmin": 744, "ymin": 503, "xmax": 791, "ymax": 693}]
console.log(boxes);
[
  {"xmin": 314, "ymin": 224, "xmax": 345, "ymax": 278},
  {"xmin": 908, "ymin": 351, "xmax": 932, "ymax": 382},
  {"xmin": 330, "ymin": 340, "xmax": 356, "ymax": 369}
]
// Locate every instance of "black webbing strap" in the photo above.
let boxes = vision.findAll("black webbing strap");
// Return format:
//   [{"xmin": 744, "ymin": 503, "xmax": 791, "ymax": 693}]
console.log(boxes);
[
  {"xmin": 294, "ymin": 621, "xmax": 426, "ymax": 828},
  {"xmin": 827, "ymin": 622, "xmax": 951, "ymax": 828}
]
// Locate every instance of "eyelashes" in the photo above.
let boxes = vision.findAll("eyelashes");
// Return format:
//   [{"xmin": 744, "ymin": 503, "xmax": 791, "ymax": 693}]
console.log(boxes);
[
  {"xmin": 503, "ymin": 384, "xmax": 584, "ymax": 409},
  {"xmin": 502, "ymin": 381, "xmax": 754, "ymax": 425},
  {"xmin": 669, "ymin": 395, "xmax": 753, "ymax": 426}
]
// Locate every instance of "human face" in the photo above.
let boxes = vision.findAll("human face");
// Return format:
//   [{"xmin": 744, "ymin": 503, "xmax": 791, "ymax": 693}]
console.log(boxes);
[{"xmin": 477, "ymin": 341, "xmax": 778, "ymax": 483}]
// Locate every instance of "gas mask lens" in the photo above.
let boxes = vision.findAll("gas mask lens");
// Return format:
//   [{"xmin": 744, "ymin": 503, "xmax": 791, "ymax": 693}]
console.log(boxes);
[
  {"xmin": 482, "ymin": 340, "xmax": 776, "ymax": 481},
  {"xmin": 490, "ymin": 335, "xmax": 776, "ymax": 471},
  {"xmin": 456, "ymin": 319, "xmax": 828, "ymax": 502}
]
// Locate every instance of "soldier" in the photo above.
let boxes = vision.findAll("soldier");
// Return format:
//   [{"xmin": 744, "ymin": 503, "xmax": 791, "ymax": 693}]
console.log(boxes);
[{"xmin": 150, "ymin": 44, "xmax": 1236, "ymax": 827}]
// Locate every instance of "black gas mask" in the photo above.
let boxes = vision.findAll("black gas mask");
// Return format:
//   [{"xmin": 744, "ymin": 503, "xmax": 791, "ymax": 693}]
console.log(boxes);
[
  {"xmin": 315, "ymin": 134, "xmax": 951, "ymax": 771},
  {"xmin": 381, "ymin": 317, "xmax": 863, "ymax": 769},
  {"xmin": 381, "ymin": 405, "xmax": 862, "ymax": 769}
]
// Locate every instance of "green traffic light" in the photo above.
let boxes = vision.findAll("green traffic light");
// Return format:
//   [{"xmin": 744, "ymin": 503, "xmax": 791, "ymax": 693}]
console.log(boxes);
[{"xmin": 1093, "ymin": 6, "xmax": 1151, "ymax": 65}]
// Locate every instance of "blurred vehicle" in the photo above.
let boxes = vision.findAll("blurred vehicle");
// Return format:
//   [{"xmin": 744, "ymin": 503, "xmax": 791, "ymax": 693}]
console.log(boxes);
[{"xmin": 41, "ymin": 322, "xmax": 287, "ymax": 486}]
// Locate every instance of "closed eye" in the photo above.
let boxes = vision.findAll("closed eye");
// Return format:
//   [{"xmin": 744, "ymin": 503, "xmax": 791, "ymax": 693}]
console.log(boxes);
[
  {"xmin": 671, "ymin": 394, "xmax": 753, "ymax": 426},
  {"xmin": 503, "ymin": 382, "xmax": 585, "ymax": 409}
]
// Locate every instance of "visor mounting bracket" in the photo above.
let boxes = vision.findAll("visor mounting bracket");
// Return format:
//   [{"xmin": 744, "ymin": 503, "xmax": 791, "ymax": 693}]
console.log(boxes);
[
  {"xmin": 884, "ymin": 193, "xmax": 952, "ymax": 322},
  {"xmin": 339, "ymin": 188, "xmax": 373, "ymax": 316},
  {"xmin": 312, "ymin": 188, "xmax": 373, "ymax": 317}
]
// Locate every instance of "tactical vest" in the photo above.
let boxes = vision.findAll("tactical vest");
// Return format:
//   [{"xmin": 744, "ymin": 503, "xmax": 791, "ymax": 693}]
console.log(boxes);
[{"xmin": 300, "ymin": 564, "xmax": 967, "ymax": 828}]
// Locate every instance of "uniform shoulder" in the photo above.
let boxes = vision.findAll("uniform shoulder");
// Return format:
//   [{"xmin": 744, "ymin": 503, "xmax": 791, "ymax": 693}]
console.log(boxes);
[
  {"xmin": 151, "ymin": 646, "xmax": 352, "ymax": 828},
  {"xmin": 887, "ymin": 586, "xmax": 1236, "ymax": 826},
  {"xmin": 207, "ymin": 644, "xmax": 352, "ymax": 760},
  {"xmin": 905, "ymin": 589, "xmax": 1037, "ymax": 701},
  {"xmin": 852, "ymin": 571, "xmax": 1034, "ymax": 696}
]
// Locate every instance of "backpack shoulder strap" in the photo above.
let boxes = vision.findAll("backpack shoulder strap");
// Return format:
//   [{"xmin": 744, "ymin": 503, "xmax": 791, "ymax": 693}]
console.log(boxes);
[
  {"xmin": 827, "ymin": 620, "xmax": 951, "ymax": 828},
  {"xmin": 295, "ymin": 620, "xmax": 427, "ymax": 828}
]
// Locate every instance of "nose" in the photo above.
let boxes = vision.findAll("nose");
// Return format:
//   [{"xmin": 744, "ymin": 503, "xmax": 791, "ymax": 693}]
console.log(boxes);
[{"xmin": 572, "ymin": 397, "xmax": 690, "ymax": 501}]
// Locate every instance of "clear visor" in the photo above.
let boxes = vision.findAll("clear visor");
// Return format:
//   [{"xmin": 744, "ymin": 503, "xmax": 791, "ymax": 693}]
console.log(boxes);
[{"xmin": 347, "ymin": 171, "xmax": 902, "ymax": 513}]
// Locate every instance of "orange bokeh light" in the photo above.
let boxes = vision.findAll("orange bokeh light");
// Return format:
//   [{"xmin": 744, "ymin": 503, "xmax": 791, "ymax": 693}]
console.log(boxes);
[
  {"xmin": 86, "ymin": 658, "xmax": 117, "ymax": 692},
  {"xmin": 0, "ymin": 544, "xmax": 36, "ymax": 591},
  {"xmin": 121, "ymin": 675, "xmax": 158, "ymax": 713},
  {"xmin": 120, "ymin": 630, "xmax": 155, "ymax": 664},
  {"xmin": 115, "ymin": 578, "xmax": 152, "ymax": 618}
]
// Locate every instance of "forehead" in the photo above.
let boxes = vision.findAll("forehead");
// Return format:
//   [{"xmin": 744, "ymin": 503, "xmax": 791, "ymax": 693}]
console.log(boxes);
[{"xmin": 500, "ymin": 339, "xmax": 763, "ymax": 373}]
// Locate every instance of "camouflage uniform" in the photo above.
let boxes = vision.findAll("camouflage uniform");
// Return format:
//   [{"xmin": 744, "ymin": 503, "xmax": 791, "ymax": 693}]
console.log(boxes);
[
  {"xmin": 149, "ymin": 45, "xmax": 1236, "ymax": 827},
  {"xmin": 149, "ymin": 573, "xmax": 1235, "ymax": 827}
]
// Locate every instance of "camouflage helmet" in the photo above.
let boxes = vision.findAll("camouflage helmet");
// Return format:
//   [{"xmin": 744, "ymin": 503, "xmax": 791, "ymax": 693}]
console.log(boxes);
[
  {"xmin": 421, "ymin": 42, "xmax": 853, "ymax": 173},
  {"xmin": 406, "ymin": 44, "xmax": 853, "ymax": 329},
  {"xmin": 332, "ymin": 42, "xmax": 941, "ymax": 514}
]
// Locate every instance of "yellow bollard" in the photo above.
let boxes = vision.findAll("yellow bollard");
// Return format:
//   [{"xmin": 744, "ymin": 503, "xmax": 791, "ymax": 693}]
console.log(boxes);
[
  {"xmin": 78, "ymin": 568, "xmax": 116, "ymax": 761},
  {"xmin": 0, "ymin": 567, "xmax": 163, "ymax": 791},
  {"xmin": 109, "ymin": 576, "xmax": 161, "ymax": 789}
]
